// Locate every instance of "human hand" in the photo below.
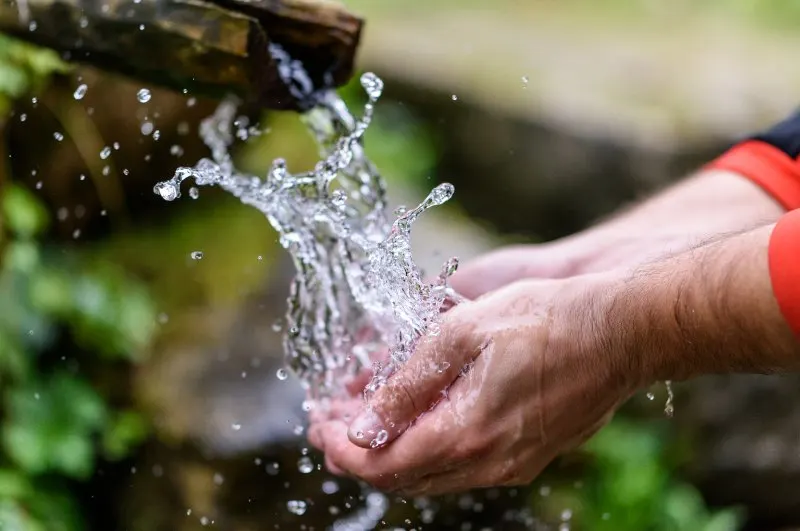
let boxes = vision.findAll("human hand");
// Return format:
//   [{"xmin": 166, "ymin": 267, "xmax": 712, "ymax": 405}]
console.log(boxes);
[{"xmin": 307, "ymin": 273, "xmax": 640, "ymax": 496}]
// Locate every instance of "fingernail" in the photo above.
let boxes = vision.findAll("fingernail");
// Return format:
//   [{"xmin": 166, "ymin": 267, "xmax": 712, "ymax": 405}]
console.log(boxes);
[{"xmin": 348, "ymin": 410, "xmax": 383, "ymax": 444}]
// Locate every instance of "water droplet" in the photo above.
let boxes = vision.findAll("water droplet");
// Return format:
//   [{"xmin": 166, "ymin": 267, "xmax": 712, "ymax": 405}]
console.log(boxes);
[
  {"xmin": 276, "ymin": 368, "xmax": 288, "ymax": 381},
  {"xmin": 646, "ymin": 392, "xmax": 655, "ymax": 401},
  {"xmin": 293, "ymin": 425, "xmax": 304, "ymax": 435},
  {"xmin": 451, "ymin": 94, "xmax": 458, "ymax": 101},
  {"xmin": 393, "ymin": 205, "xmax": 408, "ymax": 216},
  {"xmin": 170, "ymin": 144, "xmax": 184, "ymax": 156},
  {"xmin": 266, "ymin": 462, "xmax": 280, "ymax": 475},
  {"xmin": 213, "ymin": 473, "xmax": 224, "ymax": 485},
  {"xmin": 355, "ymin": 430, "xmax": 364, "ymax": 439},
  {"xmin": 286, "ymin": 500, "xmax": 307, "ymax": 516},
  {"xmin": 374, "ymin": 429, "xmax": 388, "ymax": 446},
  {"xmin": 34, "ymin": 392, "xmax": 40, "ymax": 400},
  {"xmin": 664, "ymin": 380, "xmax": 674, "ymax": 417},
  {"xmin": 189, "ymin": 186, "xmax": 199, "ymax": 199},
  {"xmin": 141, "ymin": 122, "xmax": 154, "ymax": 136},
  {"xmin": 190, "ymin": 251, "xmax": 203, "ymax": 260},
  {"xmin": 322, "ymin": 480, "xmax": 339, "ymax": 494},
  {"xmin": 153, "ymin": 182, "xmax": 178, "ymax": 201},
  {"xmin": 19, "ymin": 113, "xmax": 26, "ymax": 122},
  {"xmin": 72, "ymin": 229, "xmax": 81, "ymax": 239},
  {"xmin": 297, "ymin": 456, "xmax": 313, "ymax": 473},
  {"xmin": 28, "ymin": 20, "xmax": 37, "ymax": 31},
  {"xmin": 53, "ymin": 132, "xmax": 64, "ymax": 142},
  {"xmin": 100, "ymin": 146, "xmax": 112, "ymax": 159},
  {"xmin": 360, "ymin": 72, "xmax": 384, "ymax": 100},
  {"xmin": 428, "ymin": 182, "xmax": 455, "ymax": 206},
  {"xmin": 74, "ymin": 84, "xmax": 88, "ymax": 100},
  {"xmin": 231, "ymin": 423, "xmax": 241, "ymax": 431},
  {"xmin": 137, "ymin": 88, "xmax": 151, "ymax": 103},
  {"xmin": 271, "ymin": 319, "xmax": 283, "ymax": 332},
  {"xmin": 521, "ymin": 75, "xmax": 530, "ymax": 87}
]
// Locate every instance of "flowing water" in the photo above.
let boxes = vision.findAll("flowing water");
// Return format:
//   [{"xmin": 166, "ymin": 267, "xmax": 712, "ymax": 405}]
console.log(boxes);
[{"xmin": 153, "ymin": 72, "xmax": 462, "ymax": 405}]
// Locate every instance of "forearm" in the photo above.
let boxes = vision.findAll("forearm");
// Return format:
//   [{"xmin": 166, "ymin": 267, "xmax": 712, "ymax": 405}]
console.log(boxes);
[
  {"xmin": 557, "ymin": 169, "xmax": 785, "ymax": 274},
  {"xmin": 606, "ymin": 219, "xmax": 799, "ymax": 386}
]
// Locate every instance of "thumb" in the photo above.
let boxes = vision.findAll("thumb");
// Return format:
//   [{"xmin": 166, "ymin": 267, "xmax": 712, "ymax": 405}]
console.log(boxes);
[{"xmin": 346, "ymin": 308, "xmax": 485, "ymax": 449}]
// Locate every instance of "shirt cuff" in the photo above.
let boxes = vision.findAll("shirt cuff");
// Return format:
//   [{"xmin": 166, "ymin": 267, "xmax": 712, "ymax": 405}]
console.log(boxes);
[
  {"xmin": 706, "ymin": 140, "xmax": 800, "ymax": 211},
  {"xmin": 769, "ymin": 209, "xmax": 800, "ymax": 337}
]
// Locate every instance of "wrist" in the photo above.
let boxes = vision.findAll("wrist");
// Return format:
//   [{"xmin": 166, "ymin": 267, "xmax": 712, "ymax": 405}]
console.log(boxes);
[{"xmin": 550, "ymin": 273, "xmax": 646, "ymax": 395}]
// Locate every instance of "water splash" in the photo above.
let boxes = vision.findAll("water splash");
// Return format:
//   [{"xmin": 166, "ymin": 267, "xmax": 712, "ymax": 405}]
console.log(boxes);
[{"xmin": 153, "ymin": 72, "xmax": 461, "ymax": 399}]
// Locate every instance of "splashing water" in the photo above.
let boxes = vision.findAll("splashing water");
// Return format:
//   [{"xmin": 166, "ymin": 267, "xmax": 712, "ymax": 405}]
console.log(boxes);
[{"xmin": 153, "ymin": 72, "xmax": 462, "ymax": 399}]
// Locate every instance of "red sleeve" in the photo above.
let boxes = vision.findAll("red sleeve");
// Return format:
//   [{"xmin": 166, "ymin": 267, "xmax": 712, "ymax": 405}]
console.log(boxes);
[
  {"xmin": 769, "ymin": 209, "xmax": 800, "ymax": 337},
  {"xmin": 705, "ymin": 140, "xmax": 800, "ymax": 211}
]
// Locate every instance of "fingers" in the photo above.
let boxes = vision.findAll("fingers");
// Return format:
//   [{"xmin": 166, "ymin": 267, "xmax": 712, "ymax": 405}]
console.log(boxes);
[
  {"xmin": 346, "ymin": 309, "xmax": 485, "ymax": 448},
  {"xmin": 449, "ymin": 245, "xmax": 544, "ymax": 299},
  {"xmin": 314, "ymin": 408, "xmax": 460, "ymax": 492}
]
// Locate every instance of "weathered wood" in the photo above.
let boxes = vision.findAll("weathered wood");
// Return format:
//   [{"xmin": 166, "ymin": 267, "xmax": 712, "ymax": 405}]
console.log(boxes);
[{"xmin": 0, "ymin": 0, "xmax": 363, "ymax": 110}]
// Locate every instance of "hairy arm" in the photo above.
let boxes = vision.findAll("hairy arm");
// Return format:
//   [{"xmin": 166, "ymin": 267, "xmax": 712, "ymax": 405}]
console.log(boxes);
[
  {"xmin": 451, "ymin": 169, "xmax": 784, "ymax": 298},
  {"xmin": 607, "ymin": 220, "xmax": 800, "ymax": 387}
]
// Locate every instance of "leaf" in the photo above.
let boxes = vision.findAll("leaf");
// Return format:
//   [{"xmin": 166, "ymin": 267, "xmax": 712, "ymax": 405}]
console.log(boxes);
[
  {"xmin": 3, "ymin": 242, "xmax": 40, "ymax": 272},
  {"xmin": 702, "ymin": 509, "xmax": 744, "ymax": 531},
  {"xmin": 27, "ymin": 269, "xmax": 73, "ymax": 315},
  {"xmin": 1, "ymin": 186, "xmax": 49, "ymax": 239},
  {"xmin": 102, "ymin": 410, "xmax": 149, "ymax": 461},
  {"xmin": 2, "ymin": 423, "xmax": 47, "ymax": 475},
  {"xmin": 0, "ymin": 498, "xmax": 43, "ymax": 531},
  {"xmin": 47, "ymin": 431, "xmax": 94, "ymax": 480},
  {"xmin": 0, "ymin": 469, "xmax": 32, "ymax": 499}
]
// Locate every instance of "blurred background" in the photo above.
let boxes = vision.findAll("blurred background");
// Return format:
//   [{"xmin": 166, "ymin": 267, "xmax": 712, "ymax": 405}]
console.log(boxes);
[{"xmin": 2, "ymin": 0, "xmax": 800, "ymax": 529}]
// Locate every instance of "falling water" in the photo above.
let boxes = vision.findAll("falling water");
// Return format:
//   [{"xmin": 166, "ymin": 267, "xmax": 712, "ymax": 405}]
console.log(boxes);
[{"xmin": 153, "ymin": 72, "xmax": 463, "ymax": 401}]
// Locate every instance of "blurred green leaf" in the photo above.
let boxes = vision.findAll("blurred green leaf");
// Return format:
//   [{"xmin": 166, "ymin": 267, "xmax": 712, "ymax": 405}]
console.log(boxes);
[
  {"xmin": 0, "ymin": 34, "xmax": 69, "ymax": 103},
  {"xmin": 3, "ymin": 375, "xmax": 108, "ymax": 478},
  {"xmin": 2, "ymin": 422, "xmax": 48, "ymax": 475},
  {"xmin": 103, "ymin": 410, "xmax": 149, "ymax": 461},
  {"xmin": 3, "ymin": 241, "xmax": 40, "ymax": 272},
  {"xmin": 0, "ymin": 498, "xmax": 42, "ymax": 531},
  {"xmin": 702, "ymin": 509, "xmax": 744, "ymax": 531},
  {"xmin": 0, "ymin": 336, "xmax": 31, "ymax": 381},
  {"xmin": 27, "ymin": 269, "xmax": 73, "ymax": 315},
  {"xmin": 0, "ymin": 469, "xmax": 32, "ymax": 499},
  {"xmin": 1, "ymin": 186, "xmax": 49, "ymax": 239}
]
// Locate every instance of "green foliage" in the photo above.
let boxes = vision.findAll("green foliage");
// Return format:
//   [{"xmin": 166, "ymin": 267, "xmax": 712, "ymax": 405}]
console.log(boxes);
[
  {"xmin": 0, "ymin": 34, "xmax": 69, "ymax": 113},
  {"xmin": 551, "ymin": 419, "xmax": 743, "ymax": 531},
  {"xmin": 0, "ymin": 184, "xmax": 156, "ymax": 531}
]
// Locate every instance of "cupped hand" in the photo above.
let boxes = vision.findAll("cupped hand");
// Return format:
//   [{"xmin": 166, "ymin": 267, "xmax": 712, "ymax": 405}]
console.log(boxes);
[{"xmin": 307, "ymin": 274, "xmax": 640, "ymax": 496}]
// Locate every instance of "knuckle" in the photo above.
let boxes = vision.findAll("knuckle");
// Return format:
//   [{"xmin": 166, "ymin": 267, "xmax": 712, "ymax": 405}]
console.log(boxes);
[
  {"xmin": 364, "ymin": 471, "xmax": 394, "ymax": 491},
  {"xmin": 496, "ymin": 462, "xmax": 525, "ymax": 486},
  {"xmin": 454, "ymin": 436, "xmax": 490, "ymax": 461}
]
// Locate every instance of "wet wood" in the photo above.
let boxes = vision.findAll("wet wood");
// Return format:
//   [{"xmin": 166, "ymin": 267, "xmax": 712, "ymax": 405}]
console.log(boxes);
[{"xmin": 0, "ymin": 0, "xmax": 363, "ymax": 110}]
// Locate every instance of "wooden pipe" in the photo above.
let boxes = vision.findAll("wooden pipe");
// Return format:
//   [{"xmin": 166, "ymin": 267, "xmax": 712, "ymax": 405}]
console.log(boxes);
[{"xmin": 0, "ymin": 0, "xmax": 364, "ymax": 110}]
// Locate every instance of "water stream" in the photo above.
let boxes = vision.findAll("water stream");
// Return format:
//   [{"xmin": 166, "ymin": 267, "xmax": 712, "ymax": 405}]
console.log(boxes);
[{"xmin": 153, "ymin": 72, "xmax": 462, "ymax": 409}]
